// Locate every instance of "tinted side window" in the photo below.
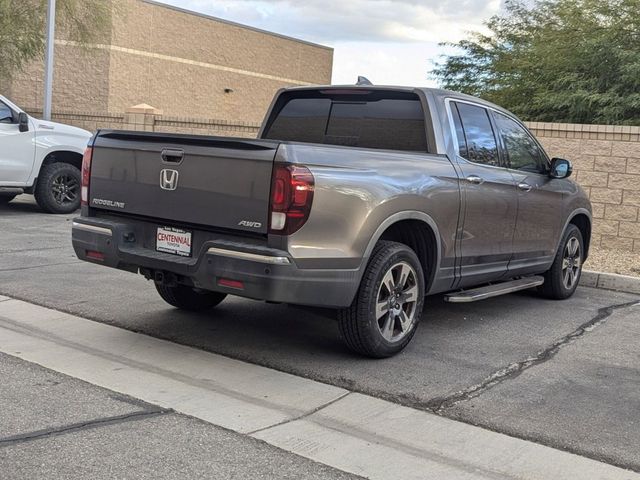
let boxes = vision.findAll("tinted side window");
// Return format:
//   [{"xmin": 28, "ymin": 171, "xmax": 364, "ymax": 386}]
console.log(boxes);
[
  {"xmin": 265, "ymin": 94, "xmax": 427, "ymax": 152},
  {"xmin": 453, "ymin": 102, "xmax": 500, "ymax": 167},
  {"xmin": 0, "ymin": 101, "xmax": 13, "ymax": 124},
  {"xmin": 494, "ymin": 113, "xmax": 547, "ymax": 173},
  {"xmin": 451, "ymin": 103, "xmax": 467, "ymax": 159}
]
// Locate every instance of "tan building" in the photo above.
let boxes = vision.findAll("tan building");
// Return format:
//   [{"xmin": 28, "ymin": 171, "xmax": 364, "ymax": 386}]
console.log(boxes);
[{"xmin": 2, "ymin": 0, "xmax": 333, "ymax": 124}]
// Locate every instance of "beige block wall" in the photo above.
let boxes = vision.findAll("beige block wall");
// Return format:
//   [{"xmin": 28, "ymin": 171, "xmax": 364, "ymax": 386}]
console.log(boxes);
[
  {"xmin": 155, "ymin": 116, "xmax": 260, "ymax": 138},
  {"xmin": 1, "ymin": 5, "xmax": 114, "ymax": 114},
  {"xmin": 23, "ymin": 108, "xmax": 262, "ymax": 139},
  {"xmin": 2, "ymin": 44, "xmax": 113, "ymax": 115},
  {"xmin": 24, "ymin": 109, "xmax": 127, "ymax": 133},
  {"xmin": 107, "ymin": 53, "xmax": 298, "ymax": 123},
  {"xmin": 112, "ymin": 0, "xmax": 331, "ymax": 85},
  {"xmin": 526, "ymin": 122, "xmax": 640, "ymax": 253},
  {"xmin": 105, "ymin": 0, "xmax": 332, "ymax": 121},
  {"xmin": 1, "ymin": 0, "xmax": 333, "ymax": 125}
]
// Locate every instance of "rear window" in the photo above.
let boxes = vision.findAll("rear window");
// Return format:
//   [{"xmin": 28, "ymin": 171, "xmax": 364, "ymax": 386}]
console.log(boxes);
[{"xmin": 263, "ymin": 91, "xmax": 428, "ymax": 152}]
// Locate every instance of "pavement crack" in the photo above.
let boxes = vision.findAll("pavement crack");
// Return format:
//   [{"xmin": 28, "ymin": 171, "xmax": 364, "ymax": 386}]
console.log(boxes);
[
  {"xmin": 0, "ymin": 408, "xmax": 170, "ymax": 447},
  {"xmin": 428, "ymin": 300, "xmax": 640, "ymax": 413},
  {"xmin": 0, "ymin": 246, "xmax": 68, "ymax": 254},
  {"xmin": 246, "ymin": 391, "xmax": 351, "ymax": 436},
  {"xmin": 0, "ymin": 261, "xmax": 81, "ymax": 273}
]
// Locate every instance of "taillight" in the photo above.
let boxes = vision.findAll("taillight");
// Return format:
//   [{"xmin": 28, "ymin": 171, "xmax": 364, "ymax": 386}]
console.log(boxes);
[
  {"xmin": 81, "ymin": 147, "xmax": 93, "ymax": 206},
  {"xmin": 269, "ymin": 163, "xmax": 314, "ymax": 235}
]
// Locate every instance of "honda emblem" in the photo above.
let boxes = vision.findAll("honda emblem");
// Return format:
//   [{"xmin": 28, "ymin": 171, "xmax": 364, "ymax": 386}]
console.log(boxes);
[{"xmin": 160, "ymin": 169, "xmax": 179, "ymax": 191}]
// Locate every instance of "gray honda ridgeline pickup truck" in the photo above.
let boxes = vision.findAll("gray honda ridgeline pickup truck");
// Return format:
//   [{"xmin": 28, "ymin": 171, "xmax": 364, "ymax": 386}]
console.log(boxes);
[{"xmin": 72, "ymin": 85, "xmax": 591, "ymax": 357}]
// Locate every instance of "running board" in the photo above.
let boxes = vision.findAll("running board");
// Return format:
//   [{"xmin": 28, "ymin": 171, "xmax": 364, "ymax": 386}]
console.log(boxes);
[{"xmin": 444, "ymin": 276, "xmax": 544, "ymax": 303}]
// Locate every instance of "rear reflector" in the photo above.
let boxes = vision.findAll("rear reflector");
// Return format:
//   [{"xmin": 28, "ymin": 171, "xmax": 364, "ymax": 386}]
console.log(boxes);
[
  {"xmin": 81, "ymin": 147, "xmax": 93, "ymax": 206},
  {"xmin": 217, "ymin": 278, "xmax": 244, "ymax": 290},
  {"xmin": 86, "ymin": 250, "xmax": 104, "ymax": 261}
]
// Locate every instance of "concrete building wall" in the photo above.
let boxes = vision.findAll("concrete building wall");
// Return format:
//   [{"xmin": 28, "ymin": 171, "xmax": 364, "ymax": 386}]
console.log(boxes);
[{"xmin": 3, "ymin": 0, "xmax": 333, "ymax": 124}]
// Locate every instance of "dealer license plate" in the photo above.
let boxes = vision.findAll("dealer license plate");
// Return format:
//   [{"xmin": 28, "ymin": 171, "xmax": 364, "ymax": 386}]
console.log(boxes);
[{"xmin": 156, "ymin": 226, "xmax": 192, "ymax": 257}]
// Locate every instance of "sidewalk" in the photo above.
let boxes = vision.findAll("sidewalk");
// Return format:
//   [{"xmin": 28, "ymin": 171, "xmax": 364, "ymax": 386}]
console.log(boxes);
[
  {"xmin": 1, "ymin": 296, "xmax": 638, "ymax": 480},
  {"xmin": 0, "ymin": 352, "xmax": 360, "ymax": 480}
]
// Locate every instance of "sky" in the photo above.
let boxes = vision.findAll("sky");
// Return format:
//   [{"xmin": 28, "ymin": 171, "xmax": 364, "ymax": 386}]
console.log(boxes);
[{"xmin": 155, "ymin": 0, "xmax": 502, "ymax": 87}]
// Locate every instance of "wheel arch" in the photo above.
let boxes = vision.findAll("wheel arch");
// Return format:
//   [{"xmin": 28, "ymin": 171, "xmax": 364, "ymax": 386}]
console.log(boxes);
[
  {"xmin": 41, "ymin": 150, "xmax": 83, "ymax": 171},
  {"xmin": 568, "ymin": 212, "xmax": 592, "ymax": 260},
  {"xmin": 361, "ymin": 211, "xmax": 441, "ymax": 294},
  {"xmin": 555, "ymin": 208, "xmax": 591, "ymax": 261},
  {"xmin": 29, "ymin": 150, "xmax": 83, "ymax": 192}
]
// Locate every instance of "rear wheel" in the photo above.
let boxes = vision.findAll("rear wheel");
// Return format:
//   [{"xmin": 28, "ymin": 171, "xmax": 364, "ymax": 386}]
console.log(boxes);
[
  {"xmin": 155, "ymin": 283, "xmax": 227, "ymax": 311},
  {"xmin": 338, "ymin": 241, "xmax": 425, "ymax": 358},
  {"xmin": 539, "ymin": 224, "xmax": 583, "ymax": 299},
  {"xmin": 34, "ymin": 163, "xmax": 81, "ymax": 214}
]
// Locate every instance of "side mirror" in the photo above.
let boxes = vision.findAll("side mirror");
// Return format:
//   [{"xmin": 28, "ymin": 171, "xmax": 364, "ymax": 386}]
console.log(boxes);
[
  {"xmin": 549, "ymin": 157, "xmax": 572, "ymax": 179},
  {"xmin": 18, "ymin": 112, "xmax": 29, "ymax": 132}
]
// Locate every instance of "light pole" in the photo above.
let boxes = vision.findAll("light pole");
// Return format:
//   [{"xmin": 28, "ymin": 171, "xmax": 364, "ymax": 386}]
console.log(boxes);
[{"xmin": 43, "ymin": 0, "xmax": 56, "ymax": 121}]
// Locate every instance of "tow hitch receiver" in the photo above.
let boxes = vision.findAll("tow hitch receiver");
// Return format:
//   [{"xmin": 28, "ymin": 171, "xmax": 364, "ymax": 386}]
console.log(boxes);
[{"xmin": 141, "ymin": 268, "xmax": 178, "ymax": 287}]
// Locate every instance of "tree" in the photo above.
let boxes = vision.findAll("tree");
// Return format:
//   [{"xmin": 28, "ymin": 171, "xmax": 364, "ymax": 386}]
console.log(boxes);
[
  {"xmin": 0, "ymin": 0, "xmax": 109, "ymax": 80},
  {"xmin": 432, "ymin": 0, "xmax": 640, "ymax": 125}
]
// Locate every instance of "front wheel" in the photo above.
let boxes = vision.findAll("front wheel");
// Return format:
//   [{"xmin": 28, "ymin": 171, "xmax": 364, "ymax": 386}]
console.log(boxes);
[
  {"xmin": 539, "ymin": 224, "xmax": 584, "ymax": 300},
  {"xmin": 338, "ymin": 241, "xmax": 425, "ymax": 358},
  {"xmin": 155, "ymin": 283, "xmax": 227, "ymax": 311},
  {"xmin": 34, "ymin": 163, "xmax": 81, "ymax": 214}
]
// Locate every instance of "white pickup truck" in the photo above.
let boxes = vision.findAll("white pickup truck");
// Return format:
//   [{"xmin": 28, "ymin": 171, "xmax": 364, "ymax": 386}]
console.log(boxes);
[{"xmin": 0, "ymin": 94, "xmax": 91, "ymax": 213}]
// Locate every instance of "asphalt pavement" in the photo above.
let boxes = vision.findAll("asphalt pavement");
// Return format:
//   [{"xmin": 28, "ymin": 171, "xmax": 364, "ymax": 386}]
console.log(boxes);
[{"xmin": 1, "ymin": 195, "xmax": 639, "ymax": 472}]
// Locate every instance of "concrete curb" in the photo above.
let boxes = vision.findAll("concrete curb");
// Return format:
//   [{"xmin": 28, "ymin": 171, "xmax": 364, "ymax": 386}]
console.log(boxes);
[{"xmin": 581, "ymin": 270, "xmax": 640, "ymax": 295}]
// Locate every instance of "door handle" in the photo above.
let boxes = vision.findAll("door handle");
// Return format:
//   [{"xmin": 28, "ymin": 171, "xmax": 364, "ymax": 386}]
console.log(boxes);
[
  {"xmin": 517, "ymin": 182, "xmax": 533, "ymax": 192},
  {"xmin": 466, "ymin": 175, "xmax": 484, "ymax": 185},
  {"xmin": 161, "ymin": 148, "xmax": 184, "ymax": 164}
]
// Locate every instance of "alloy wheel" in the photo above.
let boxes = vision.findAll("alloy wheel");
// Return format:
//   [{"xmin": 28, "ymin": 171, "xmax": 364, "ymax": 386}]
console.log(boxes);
[
  {"xmin": 375, "ymin": 261, "xmax": 419, "ymax": 342},
  {"xmin": 562, "ymin": 236, "xmax": 581, "ymax": 290},
  {"xmin": 51, "ymin": 174, "xmax": 79, "ymax": 206}
]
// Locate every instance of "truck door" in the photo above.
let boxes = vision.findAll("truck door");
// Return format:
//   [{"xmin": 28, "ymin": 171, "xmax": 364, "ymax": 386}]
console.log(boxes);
[
  {"xmin": 0, "ymin": 100, "xmax": 35, "ymax": 185},
  {"xmin": 448, "ymin": 100, "xmax": 518, "ymax": 287},
  {"xmin": 491, "ymin": 112, "xmax": 565, "ymax": 274}
]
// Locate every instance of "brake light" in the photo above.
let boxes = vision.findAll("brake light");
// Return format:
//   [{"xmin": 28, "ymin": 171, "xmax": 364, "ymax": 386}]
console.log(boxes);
[
  {"xmin": 81, "ymin": 147, "xmax": 93, "ymax": 206},
  {"xmin": 269, "ymin": 163, "xmax": 314, "ymax": 235},
  {"xmin": 319, "ymin": 89, "xmax": 372, "ymax": 95}
]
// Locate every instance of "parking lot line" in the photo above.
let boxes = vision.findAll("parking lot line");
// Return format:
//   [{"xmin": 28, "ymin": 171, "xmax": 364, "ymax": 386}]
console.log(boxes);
[{"xmin": 0, "ymin": 297, "xmax": 637, "ymax": 480}]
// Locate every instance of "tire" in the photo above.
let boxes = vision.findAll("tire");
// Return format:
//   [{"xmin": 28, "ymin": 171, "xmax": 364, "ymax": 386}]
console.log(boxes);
[
  {"xmin": 34, "ymin": 163, "xmax": 81, "ymax": 214},
  {"xmin": 0, "ymin": 194, "xmax": 17, "ymax": 204},
  {"xmin": 539, "ymin": 224, "xmax": 584, "ymax": 300},
  {"xmin": 155, "ymin": 283, "xmax": 227, "ymax": 311},
  {"xmin": 338, "ymin": 241, "xmax": 425, "ymax": 358}
]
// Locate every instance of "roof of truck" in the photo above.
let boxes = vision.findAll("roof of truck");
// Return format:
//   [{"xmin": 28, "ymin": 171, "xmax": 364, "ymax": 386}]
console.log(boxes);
[{"xmin": 281, "ymin": 84, "xmax": 513, "ymax": 116}]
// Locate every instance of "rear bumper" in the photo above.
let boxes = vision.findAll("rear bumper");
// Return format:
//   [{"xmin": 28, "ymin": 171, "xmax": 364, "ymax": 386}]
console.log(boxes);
[{"xmin": 71, "ymin": 217, "xmax": 359, "ymax": 308}]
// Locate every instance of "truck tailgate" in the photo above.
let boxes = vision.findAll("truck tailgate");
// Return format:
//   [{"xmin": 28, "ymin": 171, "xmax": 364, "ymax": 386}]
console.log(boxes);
[{"xmin": 89, "ymin": 131, "xmax": 279, "ymax": 234}]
